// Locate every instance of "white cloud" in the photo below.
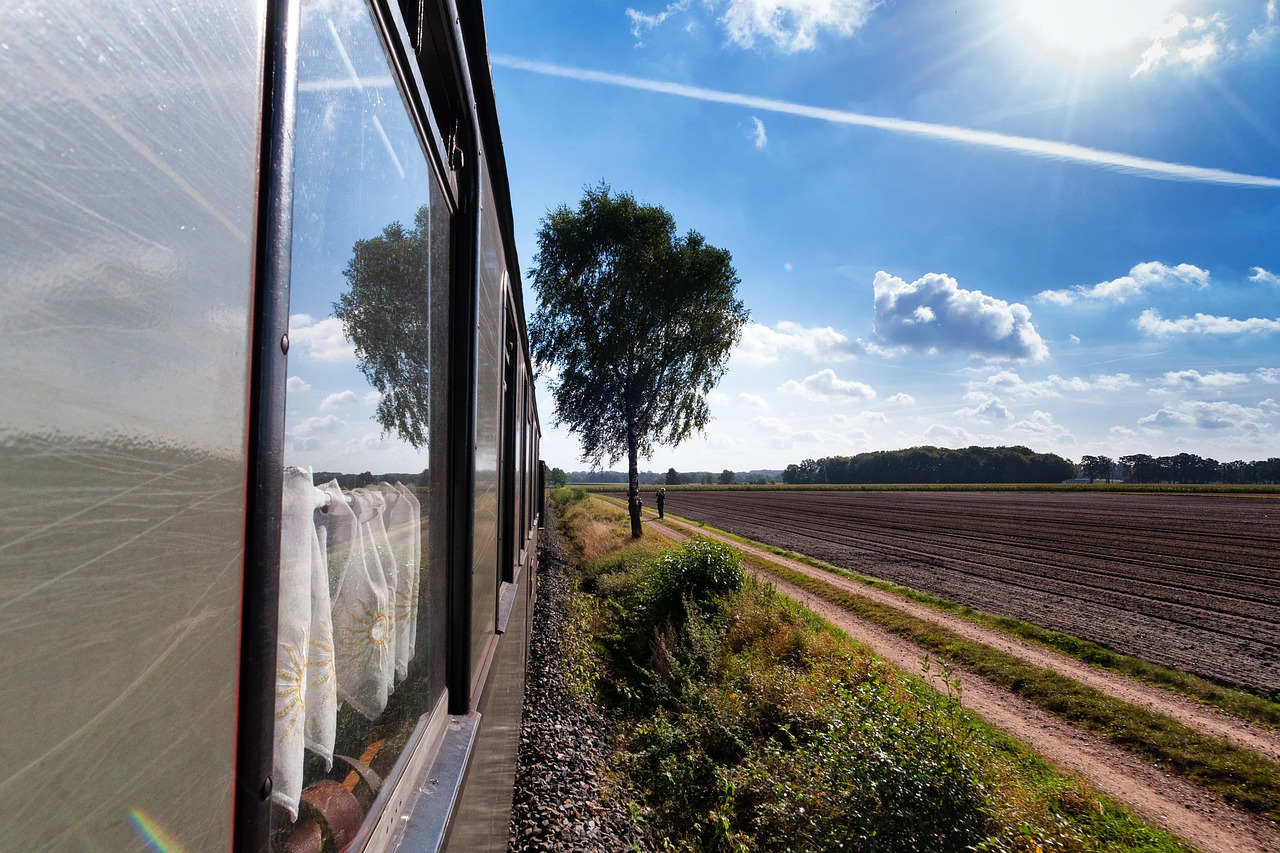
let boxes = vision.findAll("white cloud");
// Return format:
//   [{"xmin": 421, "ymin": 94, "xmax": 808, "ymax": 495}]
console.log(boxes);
[
  {"xmin": 291, "ymin": 414, "xmax": 343, "ymax": 437},
  {"xmin": 886, "ymin": 392, "xmax": 915, "ymax": 405},
  {"xmin": 748, "ymin": 415, "xmax": 799, "ymax": 448},
  {"xmin": 363, "ymin": 390, "xmax": 383, "ymax": 405},
  {"xmin": 972, "ymin": 370, "xmax": 1138, "ymax": 398},
  {"xmin": 750, "ymin": 115, "xmax": 767, "ymax": 149},
  {"xmin": 1008, "ymin": 409, "xmax": 1074, "ymax": 442},
  {"xmin": 1068, "ymin": 334, "xmax": 1081, "ymax": 344},
  {"xmin": 1133, "ymin": 12, "xmax": 1230, "ymax": 77},
  {"xmin": 954, "ymin": 396, "xmax": 1013, "ymax": 422},
  {"xmin": 779, "ymin": 368, "xmax": 876, "ymax": 402},
  {"xmin": 721, "ymin": 0, "xmax": 880, "ymax": 52},
  {"xmin": 345, "ymin": 431, "xmax": 393, "ymax": 453},
  {"xmin": 923, "ymin": 423, "xmax": 979, "ymax": 447},
  {"xmin": 733, "ymin": 320, "xmax": 869, "ymax": 365},
  {"xmin": 320, "ymin": 390, "xmax": 359, "ymax": 409},
  {"xmin": 1260, "ymin": 398, "xmax": 1280, "ymax": 412},
  {"xmin": 1035, "ymin": 261, "xmax": 1208, "ymax": 305},
  {"xmin": 1138, "ymin": 309, "xmax": 1280, "ymax": 336},
  {"xmin": 625, "ymin": 0, "xmax": 879, "ymax": 51},
  {"xmin": 1138, "ymin": 400, "xmax": 1273, "ymax": 433},
  {"xmin": 873, "ymin": 271, "xmax": 1048, "ymax": 361},
  {"xmin": 736, "ymin": 391, "xmax": 771, "ymax": 411},
  {"xmin": 289, "ymin": 314, "xmax": 355, "ymax": 362},
  {"xmin": 287, "ymin": 376, "xmax": 312, "ymax": 393},
  {"xmin": 1258, "ymin": 368, "xmax": 1280, "ymax": 384},
  {"xmin": 1249, "ymin": 0, "xmax": 1278, "ymax": 45},
  {"xmin": 1251, "ymin": 266, "xmax": 1280, "ymax": 286},
  {"xmin": 626, "ymin": 0, "xmax": 693, "ymax": 44},
  {"xmin": 1152, "ymin": 369, "xmax": 1251, "ymax": 392},
  {"xmin": 848, "ymin": 411, "xmax": 888, "ymax": 423}
]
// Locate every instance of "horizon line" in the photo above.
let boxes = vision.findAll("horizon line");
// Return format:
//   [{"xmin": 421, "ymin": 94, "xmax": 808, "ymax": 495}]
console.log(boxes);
[{"xmin": 492, "ymin": 55, "xmax": 1280, "ymax": 190}]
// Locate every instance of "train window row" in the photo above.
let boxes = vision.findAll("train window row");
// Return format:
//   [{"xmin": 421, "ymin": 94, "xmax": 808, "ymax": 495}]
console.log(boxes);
[{"xmin": 0, "ymin": 0, "xmax": 539, "ymax": 849}]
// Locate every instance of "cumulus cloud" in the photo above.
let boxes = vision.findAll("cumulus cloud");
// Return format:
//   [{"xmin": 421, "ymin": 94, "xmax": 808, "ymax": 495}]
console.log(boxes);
[
  {"xmin": 291, "ymin": 414, "xmax": 343, "ymax": 437},
  {"xmin": 1138, "ymin": 309, "xmax": 1280, "ymax": 336},
  {"xmin": 287, "ymin": 376, "xmax": 312, "ymax": 393},
  {"xmin": 1008, "ymin": 409, "xmax": 1074, "ymax": 443},
  {"xmin": 1138, "ymin": 400, "xmax": 1273, "ymax": 433},
  {"xmin": 1152, "ymin": 369, "xmax": 1251, "ymax": 392},
  {"xmin": 289, "ymin": 314, "xmax": 355, "ymax": 362},
  {"xmin": 736, "ymin": 391, "xmax": 771, "ymax": 411},
  {"xmin": 320, "ymin": 390, "xmax": 359, "ymax": 409},
  {"xmin": 750, "ymin": 115, "xmax": 768, "ymax": 148},
  {"xmin": 779, "ymin": 368, "xmax": 876, "ymax": 402},
  {"xmin": 886, "ymin": 392, "xmax": 915, "ymax": 405},
  {"xmin": 971, "ymin": 370, "xmax": 1138, "ymax": 399},
  {"xmin": 923, "ymin": 423, "xmax": 979, "ymax": 447},
  {"xmin": 1035, "ymin": 261, "xmax": 1208, "ymax": 305},
  {"xmin": 1132, "ymin": 12, "xmax": 1230, "ymax": 77},
  {"xmin": 873, "ymin": 271, "xmax": 1048, "ymax": 361},
  {"xmin": 734, "ymin": 320, "xmax": 871, "ymax": 365},
  {"xmin": 954, "ymin": 396, "xmax": 1013, "ymax": 422},
  {"xmin": 722, "ymin": 0, "xmax": 881, "ymax": 51},
  {"xmin": 1251, "ymin": 266, "xmax": 1280, "ymax": 286}
]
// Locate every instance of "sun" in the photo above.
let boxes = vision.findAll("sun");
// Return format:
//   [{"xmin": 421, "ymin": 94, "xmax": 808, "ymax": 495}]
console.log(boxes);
[{"xmin": 1014, "ymin": 0, "xmax": 1179, "ymax": 59}]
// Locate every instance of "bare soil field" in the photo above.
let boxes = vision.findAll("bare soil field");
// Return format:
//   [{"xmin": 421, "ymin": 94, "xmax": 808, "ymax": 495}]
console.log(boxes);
[{"xmin": 654, "ymin": 490, "xmax": 1280, "ymax": 697}]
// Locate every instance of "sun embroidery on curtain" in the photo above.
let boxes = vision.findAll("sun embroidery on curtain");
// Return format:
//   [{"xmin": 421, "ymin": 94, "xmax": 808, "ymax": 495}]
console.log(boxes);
[{"xmin": 275, "ymin": 642, "xmax": 307, "ymax": 746}]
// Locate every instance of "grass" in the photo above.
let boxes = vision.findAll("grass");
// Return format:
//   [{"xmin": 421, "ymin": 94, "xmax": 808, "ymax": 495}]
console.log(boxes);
[{"xmin": 551, "ymin": 489, "xmax": 1197, "ymax": 852}]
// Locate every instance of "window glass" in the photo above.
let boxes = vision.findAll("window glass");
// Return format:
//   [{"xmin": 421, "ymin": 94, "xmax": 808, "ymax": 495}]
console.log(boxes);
[
  {"xmin": 472, "ymin": 179, "xmax": 506, "ymax": 673},
  {"xmin": 271, "ymin": 0, "xmax": 445, "ymax": 844},
  {"xmin": 0, "ymin": 2, "xmax": 263, "ymax": 849}
]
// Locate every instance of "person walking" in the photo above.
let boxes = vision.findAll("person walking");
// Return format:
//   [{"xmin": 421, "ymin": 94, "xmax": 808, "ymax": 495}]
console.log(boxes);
[{"xmin": 656, "ymin": 488, "xmax": 666, "ymax": 519}]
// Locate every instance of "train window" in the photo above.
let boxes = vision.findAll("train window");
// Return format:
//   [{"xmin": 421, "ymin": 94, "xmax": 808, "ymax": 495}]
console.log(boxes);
[
  {"xmin": 472, "ymin": 180, "xmax": 506, "ymax": 680},
  {"xmin": 270, "ymin": 0, "xmax": 449, "ymax": 845}
]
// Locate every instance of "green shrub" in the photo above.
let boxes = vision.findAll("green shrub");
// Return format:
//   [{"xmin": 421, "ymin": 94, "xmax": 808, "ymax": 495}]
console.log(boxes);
[{"xmin": 641, "ymin": 537, "xmax": 744, "ymax": 621}]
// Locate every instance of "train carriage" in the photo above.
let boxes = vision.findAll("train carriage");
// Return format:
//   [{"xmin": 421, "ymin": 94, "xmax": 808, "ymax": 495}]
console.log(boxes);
[{"xmin": 0, "ymin": 0, "xmax": 540, "ymax": 849}]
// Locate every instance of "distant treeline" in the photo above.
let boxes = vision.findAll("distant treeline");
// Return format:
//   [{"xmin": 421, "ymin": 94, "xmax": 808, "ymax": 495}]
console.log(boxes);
[
  {"xmin": 566, "ymin": 469, "xmax": 783, "ymax": 485},
  {"xmin": 312, "ymin": 470, "xmax": 426, "ymax": 489},
  {"xmin": 781, "ymin": 446, "xmax": 1074, "ymax": 485},
  {"xmin": 1088, "ymin": 452, "xmax": 1280, "ymax": 485}
]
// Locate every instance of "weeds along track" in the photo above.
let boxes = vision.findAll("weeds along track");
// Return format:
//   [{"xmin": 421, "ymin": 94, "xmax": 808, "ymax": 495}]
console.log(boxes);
[{"xmin": 649, "ymin": 490, "xmax": 1280, "ymax": 696}]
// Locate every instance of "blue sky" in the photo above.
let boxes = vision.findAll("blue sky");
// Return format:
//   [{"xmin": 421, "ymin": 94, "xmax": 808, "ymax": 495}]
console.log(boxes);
[{"xmin": 484, "ymin": 0, "xmax": 1280, "ymax": 473}]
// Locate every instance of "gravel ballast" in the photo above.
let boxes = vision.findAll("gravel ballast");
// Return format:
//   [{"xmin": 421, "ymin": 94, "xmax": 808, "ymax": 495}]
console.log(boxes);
[{"xmin": 508, "ymin": 510, "xmax": 649, "ymax": 852}]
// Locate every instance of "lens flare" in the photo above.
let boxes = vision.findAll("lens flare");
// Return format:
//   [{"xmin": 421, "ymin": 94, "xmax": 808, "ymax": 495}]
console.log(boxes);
[{"xmin": 128, "ymin": 810, "xmax": 190, "ymax": 853}]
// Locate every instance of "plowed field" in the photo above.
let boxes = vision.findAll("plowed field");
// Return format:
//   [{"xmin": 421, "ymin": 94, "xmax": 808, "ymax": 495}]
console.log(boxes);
[{"xmin": 657, "ymin": 490, "xmax": 1280, "ymax": 696}]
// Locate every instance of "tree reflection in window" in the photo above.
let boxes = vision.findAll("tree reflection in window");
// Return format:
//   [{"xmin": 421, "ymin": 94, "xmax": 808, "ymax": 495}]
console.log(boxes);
[{"xmin": 332, "ymin": 205, "xmax": 432, "ymax": 449}]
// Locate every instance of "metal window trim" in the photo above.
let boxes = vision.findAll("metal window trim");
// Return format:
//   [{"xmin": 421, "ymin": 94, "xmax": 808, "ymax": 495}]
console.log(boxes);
[{"xmin": 235, "ymin": 0, "xmax": 300, "ymax": 848}]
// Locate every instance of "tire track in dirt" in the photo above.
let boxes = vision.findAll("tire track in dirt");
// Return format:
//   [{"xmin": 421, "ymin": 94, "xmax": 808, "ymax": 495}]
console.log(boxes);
[{"xmin": 635, "ymin": 509, "xmax": 1280, "ymax": 852}]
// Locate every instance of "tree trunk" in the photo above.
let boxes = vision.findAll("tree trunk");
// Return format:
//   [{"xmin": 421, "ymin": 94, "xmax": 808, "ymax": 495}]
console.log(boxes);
[{"xmin": 627, "ymin": 432, "xmax": 642, "ymax": 539}]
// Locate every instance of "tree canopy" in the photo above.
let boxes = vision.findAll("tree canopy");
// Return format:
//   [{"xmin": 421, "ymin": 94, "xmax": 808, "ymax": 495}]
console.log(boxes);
[
  {"xmin": 529, "ymin": 184, "xmax": 748, "ymax": 535},
  {"xmin": 333, "ymin": 205, "xmax": 432, "ymax": 449}
]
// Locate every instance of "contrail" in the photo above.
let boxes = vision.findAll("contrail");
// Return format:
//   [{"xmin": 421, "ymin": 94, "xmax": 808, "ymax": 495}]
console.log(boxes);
[{"xmin": 492, "ymin": 55, "xmax": 1280, "ymax": 189}]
